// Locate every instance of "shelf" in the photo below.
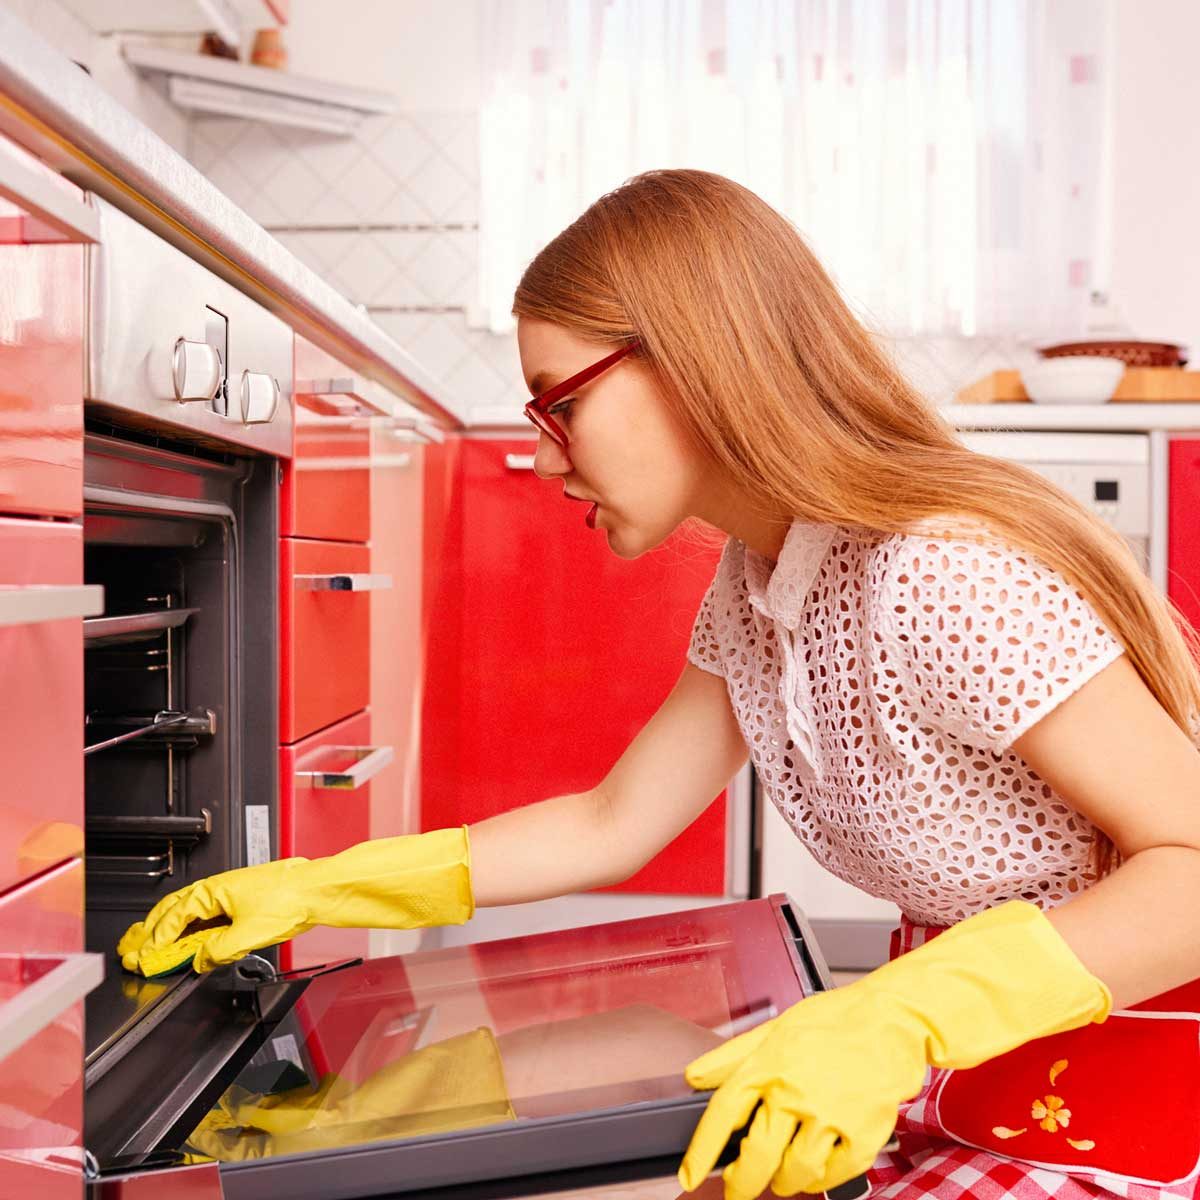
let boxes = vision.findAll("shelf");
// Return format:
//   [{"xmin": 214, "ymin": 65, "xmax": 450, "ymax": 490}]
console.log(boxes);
[
  {"xmin": 122, "ymin": 43, "xmax": 395, "ymax": 136},
  {"xmin": 84, "ymin": 607, "xmax": 198, "ymax": 647},
  {"xmin": 58, "ymin": 1, "xmax": 285, "ymax": 47}
]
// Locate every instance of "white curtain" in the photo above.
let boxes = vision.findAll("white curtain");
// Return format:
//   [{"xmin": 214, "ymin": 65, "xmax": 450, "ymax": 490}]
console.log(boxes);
[{"xmin": 476, "ymin": 0, "xmax": 1113, "ymax": 340}]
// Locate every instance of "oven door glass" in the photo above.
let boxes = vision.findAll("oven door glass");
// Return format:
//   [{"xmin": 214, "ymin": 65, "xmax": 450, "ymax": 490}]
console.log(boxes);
[{"xmin": 143, "ymin": 896, "xmax": 826, "ymax": 1198}]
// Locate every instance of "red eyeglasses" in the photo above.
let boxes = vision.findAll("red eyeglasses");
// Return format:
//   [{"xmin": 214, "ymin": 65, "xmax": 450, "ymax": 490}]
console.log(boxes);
[{"xmin": 523, "ymin": 340, "xmax": 640, "ymax": 448}]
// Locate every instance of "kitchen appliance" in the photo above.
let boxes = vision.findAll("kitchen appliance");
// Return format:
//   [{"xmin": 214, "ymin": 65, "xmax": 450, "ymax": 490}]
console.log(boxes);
[
  {"xmin": 87, "ymin": 895, "xmax": 870, "ymax": 1200},
  {"xmin": 958, "ymin": 431, "xmax": 1153, "ymax": 573},
  {"xmin": 79, "ymin": 195, "xmax": 291, "ymax": 1176},
  {"xmin": 760, "ymin": 429, "xmax": 1155, "ymax": 972}
]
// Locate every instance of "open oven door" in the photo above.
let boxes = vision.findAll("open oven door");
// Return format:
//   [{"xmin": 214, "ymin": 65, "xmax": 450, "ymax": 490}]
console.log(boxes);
[{"xmin": 85, "ymin": 896, "xmax": 871, "ymax": 1200}]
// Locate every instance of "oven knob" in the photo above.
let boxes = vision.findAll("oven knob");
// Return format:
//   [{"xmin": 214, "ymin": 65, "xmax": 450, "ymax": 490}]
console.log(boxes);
[
  {"xmin": 239, "ymin": 371, "xmax": 280, "ymax": 425},
  {"xmin": 172, "ymin": 338, "xmax": 223, "ymax": 404}
]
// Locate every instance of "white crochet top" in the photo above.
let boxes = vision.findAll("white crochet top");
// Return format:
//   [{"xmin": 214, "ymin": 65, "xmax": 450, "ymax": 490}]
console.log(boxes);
[{"xmin": 688, "ymin": 519, "xmax": 1127, "ymax": 926}]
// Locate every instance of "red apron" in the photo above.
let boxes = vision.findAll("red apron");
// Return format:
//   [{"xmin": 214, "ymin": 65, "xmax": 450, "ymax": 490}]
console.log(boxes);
[{"xmin": 874, "ymin": 920, "xmax": 1200, "ymax": 1199}]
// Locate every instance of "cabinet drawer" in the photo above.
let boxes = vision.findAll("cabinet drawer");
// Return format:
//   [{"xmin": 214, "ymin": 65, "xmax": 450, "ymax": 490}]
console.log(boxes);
[
  {"xmin": 0, "ymin": 135, "xmax": 86, "ymax": 519},
  {"xmin": 0, "ymin": 243, "xmax": 83, "ymax": 519},
  {"xmin": 0, "ymin": 859, "xmax": 97, "ymax": 1200},
  {"xmin": 283, "ymin": 335, "xmax": 373, "ymax": 542},
  {"xmin": 279, "ymin": 711, "xmax": 381, "ymax": 970},
  {"xmin": 282, "ymin": 409, "xmax": 370, "ymax": 543},
  {"xmin": 0, "ymin": 521, "xmax": 87, "ymax": 894},
  {"xmin": 280, "ymin": 538, "xmax": 371, "ymax": 744}
]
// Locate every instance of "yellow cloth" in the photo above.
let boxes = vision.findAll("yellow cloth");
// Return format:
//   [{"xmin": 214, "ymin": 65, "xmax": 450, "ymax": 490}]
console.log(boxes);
[
  {"xmin": 118, "ymin": 827, "xmax": 474, "ymax": 975},
  {"xmin": 183, "ymin": 1027, "xmax": 514, "ymax": 1162},
  {"xmin": 677, "ymin": 901, "xmax": 1112, "ymax": 1200}
]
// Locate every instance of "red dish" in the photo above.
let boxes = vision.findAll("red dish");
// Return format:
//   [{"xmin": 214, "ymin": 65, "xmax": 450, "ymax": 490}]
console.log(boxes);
[{"xmin": 1037, "ymin": 340, "xmax": 1187, "ymax": 368}]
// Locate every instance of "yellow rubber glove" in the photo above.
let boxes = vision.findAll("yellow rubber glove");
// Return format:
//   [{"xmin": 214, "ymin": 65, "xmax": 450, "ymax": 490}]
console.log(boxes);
[
  {"xmin": 117, "ymin": 826, "xmax": 474, "ymax": 976},
  {"xmin": 183, "ymin": 1027, "xmax": 514, "ymax": 1162},
  {"xmin": 677, "ymin": 901, "xmax": 1112, "ymax": 1200}
]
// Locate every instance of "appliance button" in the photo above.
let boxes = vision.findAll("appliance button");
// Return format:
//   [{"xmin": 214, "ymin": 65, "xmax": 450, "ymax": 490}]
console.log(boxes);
[
  {"xmin": 172, "ymin": 337, "xmax": 223, "ymax": 404},
  {"xmin": 240, "ymin": 370, "xmax": 280, "ymax": 425}
]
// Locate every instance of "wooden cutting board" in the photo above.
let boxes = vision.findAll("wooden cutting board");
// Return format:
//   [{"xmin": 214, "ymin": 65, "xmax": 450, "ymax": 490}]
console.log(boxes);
[{"xmin": 956, "ymin": 367, "xmax": 1200, "ymax": 404}]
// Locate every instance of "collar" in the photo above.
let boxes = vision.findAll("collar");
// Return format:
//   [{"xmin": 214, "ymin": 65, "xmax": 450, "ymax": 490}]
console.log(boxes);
[{"xmin": 743, "ymin": 520, "xmax": 838, "ymax": 630}]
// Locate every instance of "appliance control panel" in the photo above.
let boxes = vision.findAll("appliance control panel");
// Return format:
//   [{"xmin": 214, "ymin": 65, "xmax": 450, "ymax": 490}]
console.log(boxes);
[{"xmin": 84, "ymin": 196, "xmax": 293, "ymax": 456}]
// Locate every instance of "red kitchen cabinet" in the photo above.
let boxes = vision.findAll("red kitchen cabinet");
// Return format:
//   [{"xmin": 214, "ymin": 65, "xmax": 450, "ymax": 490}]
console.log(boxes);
[
  {"xmin": 368, "ymin": 424, "xmax": 425, "ymax": 842},
  {"xmin": 1169, "ymin": 439, "xmax": 1200, "ymax": 631},
  {"xmin": 421, "ymin": 437, "xmax": 727, "ymax": 895},
  {"xmin": 0, "ymin": 859, "xmax": 101, "ymax": 1200},
  {"xmin": 279, "ymin": 537, "xmax": 371, "ymax": 744},
  {"xmin": 283, "ymin": 336, "xmax": 373, "ymax": 543},
  {"xmin": 279, "ymin": 710, "xmax": 377, "ymax": 971},
  {"xmin": 0, "ymin": 134, "xmax": 88, "ymax": 519},
  {"xmin": 0, "ymin": 520, "xmax": 89, "ymax": 895}
]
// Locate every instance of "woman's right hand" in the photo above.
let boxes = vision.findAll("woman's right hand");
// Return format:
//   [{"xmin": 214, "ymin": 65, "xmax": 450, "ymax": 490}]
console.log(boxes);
[{"xmin": 117, "ymin": 826, "xmax": 475, "ymax": 976}]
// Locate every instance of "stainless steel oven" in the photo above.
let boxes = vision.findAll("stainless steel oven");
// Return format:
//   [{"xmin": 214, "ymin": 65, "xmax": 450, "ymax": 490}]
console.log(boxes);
[{"xmin": 79, "ymin": 196, "xmax": 292, "ymax": 1176}]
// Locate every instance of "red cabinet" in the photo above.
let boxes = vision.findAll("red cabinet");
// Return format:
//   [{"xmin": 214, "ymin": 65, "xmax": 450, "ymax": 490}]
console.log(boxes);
[
  {"xmin": 282, "ymin": 335, "xmax": 376, "ymax": 542},
  {"xmin": 0, "ymin": 521, "xmax": 87, "ymax": 895},
  {"xmin": 0, "ymin": 135, "xmax": 88, "ymax": 520},
  {"xmin": 1169, "ymin": 439, "xmax": 1200, "ymax": 630},
  {"xmin": 278, "ymin": 338, "xmax": 409, "ymax": 969},
  {"xmin": 0, "ymin": 860, "xmax": 100, "ymax": 1200},
  {"xmin": 279, "ymin": 537, "xmax": 371, "ymax": 744},
  {"xmin": 421, "ymin": 438, "xmax": 727, "ymax": 895},
  {"xmin": 278, "ymin": 710, "xmax": 376, "ymax": 970}
]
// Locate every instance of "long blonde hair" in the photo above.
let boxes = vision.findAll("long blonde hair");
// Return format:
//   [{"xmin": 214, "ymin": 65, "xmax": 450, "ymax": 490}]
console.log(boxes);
[{"xmin": 513, "ymin": 169, "xmax": 1200, "ymax": 875}]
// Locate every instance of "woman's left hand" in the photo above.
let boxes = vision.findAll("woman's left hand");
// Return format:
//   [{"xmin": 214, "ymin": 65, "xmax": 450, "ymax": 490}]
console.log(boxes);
[
  {"xmin": 676, "ymin": 901, "xmax": 1112, "ymax": 1200},
  {"xmin": 676, "ymin": 986, "xmax": 912, "ymax": 1200}
]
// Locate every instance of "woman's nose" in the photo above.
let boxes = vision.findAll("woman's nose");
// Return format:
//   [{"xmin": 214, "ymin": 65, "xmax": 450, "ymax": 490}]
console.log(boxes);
[{"xmin": 533, "ymin": 431, "xmax": 571, "ymax": 478}]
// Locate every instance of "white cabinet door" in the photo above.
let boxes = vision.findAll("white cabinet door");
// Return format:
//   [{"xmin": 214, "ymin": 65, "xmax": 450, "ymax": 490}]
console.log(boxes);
[{"xmin": 759, "ymin": 800, "xmax": 898, "ymax": 970}]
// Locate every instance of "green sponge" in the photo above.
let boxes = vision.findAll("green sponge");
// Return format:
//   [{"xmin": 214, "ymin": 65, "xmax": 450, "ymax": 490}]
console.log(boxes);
[{"xmin": 126, "ymin": 928, "xmax": 216, "ymax": 978}]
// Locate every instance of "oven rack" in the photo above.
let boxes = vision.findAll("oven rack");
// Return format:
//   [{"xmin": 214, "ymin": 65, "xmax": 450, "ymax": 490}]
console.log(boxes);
[
  {"xmin": 84, "ymin": 606, "xmax": 198, "ymax": 648},
  {"xmin": 84, "ymin": 707, "xmax": 216, "ymax": 756}
]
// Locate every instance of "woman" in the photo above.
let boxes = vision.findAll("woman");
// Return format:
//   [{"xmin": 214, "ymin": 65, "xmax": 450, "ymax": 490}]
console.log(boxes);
[{"xmin": 121, "ymin": 170, "xmax": 1200, "ymax": 1199}]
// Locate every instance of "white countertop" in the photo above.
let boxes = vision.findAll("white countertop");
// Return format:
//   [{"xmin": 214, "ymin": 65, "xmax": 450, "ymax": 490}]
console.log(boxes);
[
  {"xmin": 470, "ymin": 402, "xmax": 1200, "ymax": 435},
  {"xmin": 0, "ymin": 9, "xmax": 466, "ymax": 428},
  {"xmin": 942, "ymin": 403, "xmax": 1200, "ymax": 432}
]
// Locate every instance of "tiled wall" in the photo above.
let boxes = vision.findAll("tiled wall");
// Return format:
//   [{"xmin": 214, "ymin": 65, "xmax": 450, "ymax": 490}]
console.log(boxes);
[
  {"xmin": 187, "ymin": 109, "xmax": 1028, "ymax": 425},
  {"xmin": 188, "ymin": 110, "xmax": 526, "ymax": 417}
]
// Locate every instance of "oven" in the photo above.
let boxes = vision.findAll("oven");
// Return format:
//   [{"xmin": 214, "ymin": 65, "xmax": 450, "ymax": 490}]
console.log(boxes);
[{"xmin": 78, "ymin": 196, "xmax": 291, "ymax": 1179}]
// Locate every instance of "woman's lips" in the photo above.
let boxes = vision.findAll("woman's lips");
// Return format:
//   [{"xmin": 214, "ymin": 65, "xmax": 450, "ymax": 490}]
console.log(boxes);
[{"xmin": 585, "ymin": 502, "xmax": 599, "ymax": 529}]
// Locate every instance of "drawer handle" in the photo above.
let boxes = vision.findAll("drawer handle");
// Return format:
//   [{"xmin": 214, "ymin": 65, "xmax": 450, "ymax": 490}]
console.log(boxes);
[
  {"xmin": 294, "ymin": 573, "xmax": 393, "ymax": 592},
  {"xmin": 504, "ymin": 454, "xmax": 537, "ymax": 471},
  {"xmin": 0, "ymin": 151, "xmax": 99, "ymax": 244},
  {"xmin": 0, "ymin": 952, "xmax": 104, "ymax": 1063},
  {"xmin": 0, "ymin": 583, "xmax": 104, "ymax": 627},
  {"xmin": 388, "ymin": 414, "xmax": 446, "ymax": 445},
  {"xmin": 296, "ymin": 377, "xmax": 393, "ymax": 420},
  {"xmin": 296, "ymin": 745, "xmax": 394, "ymax": 790}
]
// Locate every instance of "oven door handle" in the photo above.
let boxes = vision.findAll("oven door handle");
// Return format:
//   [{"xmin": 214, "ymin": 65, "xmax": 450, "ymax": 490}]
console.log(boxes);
[
  {"xmin": 0, "ymin": 151, "xmax": 100, "ymax": 244},
  {"xmin": 0, "ymin": 583, "xmax": 104, "ymax": 627},
  {"xmin": 0, "ymin": 952, "xmax": 104, "ymax": 1063},
  {"xmin": 296, "ymin": 745, "xmax": 395, "ymax": 790},
  {"xmin": 294, "ymin": 573, "xmax": 393, "ymax": 593}
]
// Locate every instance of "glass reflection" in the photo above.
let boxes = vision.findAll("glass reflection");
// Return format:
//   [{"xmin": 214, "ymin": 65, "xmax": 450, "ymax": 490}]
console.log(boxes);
[{"xmin": 179, "ymin": 901, "xmax": 802, "ymax": 1163}]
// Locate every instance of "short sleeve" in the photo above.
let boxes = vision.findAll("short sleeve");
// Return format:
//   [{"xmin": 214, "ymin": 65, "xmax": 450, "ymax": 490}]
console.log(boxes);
[
  {"xmin": 687, "ymin": 540, "xmax": 738, "ymax": 679},
  {"xmin": 872, "ymin": 531, "xmax": 1126, "ymax": 753}
]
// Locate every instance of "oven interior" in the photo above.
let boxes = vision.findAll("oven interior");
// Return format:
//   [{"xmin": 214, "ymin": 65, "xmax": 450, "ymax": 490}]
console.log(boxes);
[{"xmin": 82, "ymin": 430, "xmax": 279, "ymax": 1163}]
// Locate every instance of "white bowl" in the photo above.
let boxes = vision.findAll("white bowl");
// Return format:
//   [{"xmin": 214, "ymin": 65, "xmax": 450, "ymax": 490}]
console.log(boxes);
[{"xmin": 1018, "ymin": 356, "xmax": 1126, "ymax": 405}]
